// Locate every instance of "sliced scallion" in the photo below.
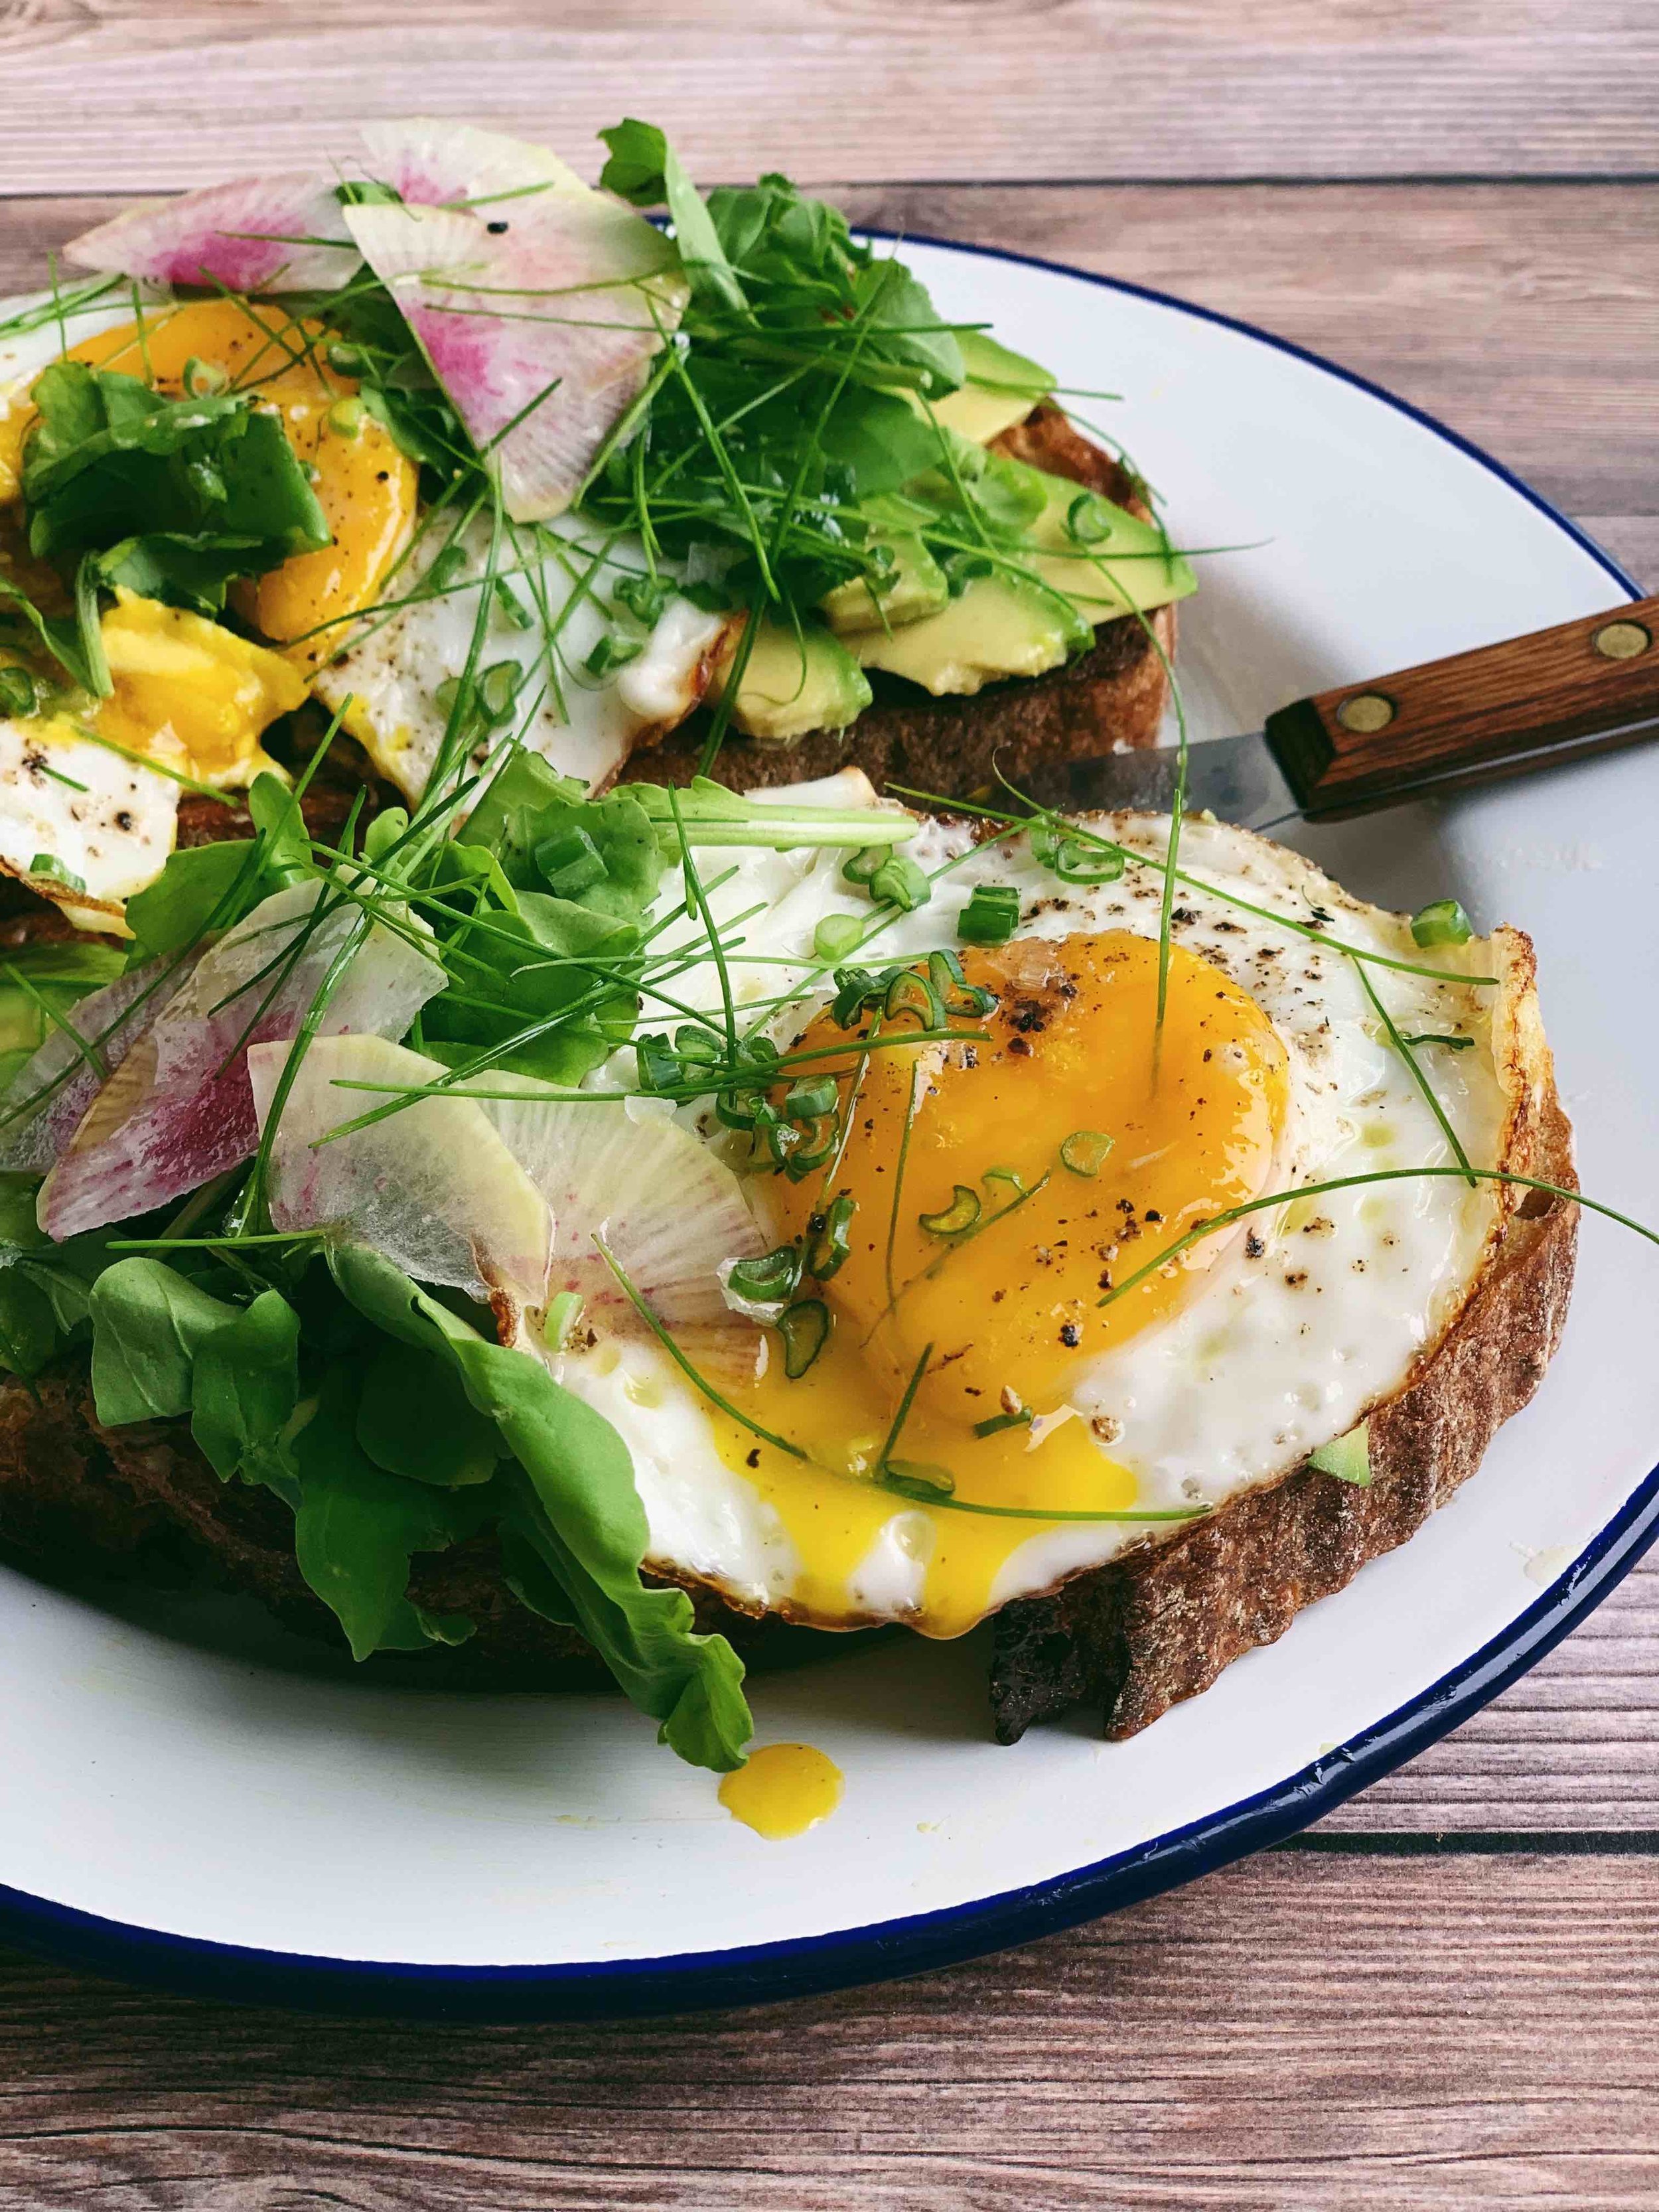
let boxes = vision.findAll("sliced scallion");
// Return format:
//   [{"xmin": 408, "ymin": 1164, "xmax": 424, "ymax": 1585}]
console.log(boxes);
[
  {"xmin": 1059, "ymin": 1129, "xmax": 1114, "ymax": 1177},
  {"xmin": 1410, "ymin": 898, "xmax": 1473, "ymax": 948},
  {"xmin": 918, "ymin": 1184, "xmax": 981, "ymax": 1238},
  {"xmin": 778, "ymin": 1297, "xmax": 830, "ymax": 1378}
]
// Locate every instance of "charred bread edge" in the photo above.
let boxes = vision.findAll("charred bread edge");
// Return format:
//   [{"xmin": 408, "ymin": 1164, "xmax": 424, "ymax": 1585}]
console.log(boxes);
[{"xmin": 989, "ymin": 928, "xmax": 1578, "ymax": 1742}]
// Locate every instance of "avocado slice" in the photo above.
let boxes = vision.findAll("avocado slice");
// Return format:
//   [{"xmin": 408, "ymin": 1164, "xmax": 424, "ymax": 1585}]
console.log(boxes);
[
  {"xmin": 1013, "ymin": 462, "xmax": 1195, "ymax": 625},
  {"xmin": 713, "ymin": 616, "xmax": 872, "ymax": 745},
  {"xmin": 851, "ymin": 574, "xmax": 1091, "ymax": 698},
  {"xmin": 922, "ymin": 332, "xmax": 1056, "ymax": 447},
  {"xmin": 820, "ymin": 531, "xmax": 949, "ymax": 633},
  {"xmin": 908, "ymin": 444, "xmax": 1195, "ymax": 627}
]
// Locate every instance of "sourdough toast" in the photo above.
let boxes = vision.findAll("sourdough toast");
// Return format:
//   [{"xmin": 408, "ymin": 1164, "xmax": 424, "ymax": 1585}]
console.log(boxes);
[
  {"xmin": 991, "ymin": 952, "xmax": 1578, "ymax": 1739},
  {"xmin": 0, "ymin": 903, "xmax": 1576, "ymax": 1736}
]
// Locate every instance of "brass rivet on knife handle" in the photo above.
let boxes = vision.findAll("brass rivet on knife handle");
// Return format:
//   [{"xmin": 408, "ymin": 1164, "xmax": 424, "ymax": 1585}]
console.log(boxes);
[
  {"xmin": 1592, "ymin": 619, "xmax": 1651, "ymax": 661},
  {"xmin": 1334, "ymin": 691, "xmax": 1396, "ymax": 734},
  {"xmin": 1263, "ymin": 592, "xmax": 1659, "ymax": 820}
]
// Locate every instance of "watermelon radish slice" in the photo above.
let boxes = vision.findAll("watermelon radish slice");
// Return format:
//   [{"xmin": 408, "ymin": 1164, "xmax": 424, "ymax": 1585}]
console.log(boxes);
[
  {"xmin": 360, "ymin": 117, "xmax": 591, "ymax": 211},
  {"xmin": 342, "ymin": 131, "xmax": 686, "ymax": 520},
  {"xmin": 64, "ymin": 174, "xmax": 358, "ymax": 295},
  {"xmin": 64, "ymin": 119, "xmax": 685, "ymax": 516},
  {"xmin": 0, "ymin": 954, "xmax": 191, "ymax": 1176},
  {"xmin": 39, "ymin": 880, "xmax": 445, "ymax": 1241},
  {"xmin": 482, "ymin": 1080, "xmax": 766, "ymax": 1381}
]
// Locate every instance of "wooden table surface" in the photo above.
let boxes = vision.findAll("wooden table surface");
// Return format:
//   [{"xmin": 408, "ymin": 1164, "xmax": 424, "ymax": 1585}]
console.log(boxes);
[{"xmin": 1, "ymin": 5, "xmax": 1656, "ymax": 2205}]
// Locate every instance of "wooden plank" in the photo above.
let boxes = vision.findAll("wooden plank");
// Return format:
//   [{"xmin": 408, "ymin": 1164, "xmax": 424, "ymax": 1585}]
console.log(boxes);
[
  {"xmin": 0, "ymin": 3, "xmax": 1656, "ymax": 191},
  {"xmin": 4, "ymin": 184, "xmax": 1652, "ymax": 519},
  {"xmin": 0, "ymin": 1854, "xmax": 1654, "ymax": 2208},
  {"xmin": 835, "ymin": 183, "xmax": 1659, "ymax": 516}
]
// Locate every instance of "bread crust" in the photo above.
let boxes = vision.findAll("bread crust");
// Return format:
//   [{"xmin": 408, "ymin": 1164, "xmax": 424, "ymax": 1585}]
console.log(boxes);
[
  {"xmin": 988, "ymin": 944, "xmax": 1578, "ymax": 1743},
  {"xmin": 620, "ymin": 407, "xmax": 1174, "ymax": 798}
]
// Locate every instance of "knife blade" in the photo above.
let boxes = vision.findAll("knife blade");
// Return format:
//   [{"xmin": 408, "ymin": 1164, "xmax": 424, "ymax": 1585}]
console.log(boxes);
[{"xmin": 1015, "ymin": 594, "xmax": 1659, "ymax": 829}]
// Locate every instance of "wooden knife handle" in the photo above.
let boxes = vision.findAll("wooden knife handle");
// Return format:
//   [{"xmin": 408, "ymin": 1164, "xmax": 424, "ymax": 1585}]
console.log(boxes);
[{"xmin": 1263, "ymin": 596, "xmax": 1659, "ymax": 818}]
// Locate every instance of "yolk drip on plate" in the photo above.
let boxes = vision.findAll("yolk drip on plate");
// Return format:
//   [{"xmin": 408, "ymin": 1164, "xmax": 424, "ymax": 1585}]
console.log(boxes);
[
  {"xmin": 710, "ymin": 931, "xmax": 1290, "ymax": 1637},
  {"xmin": 718, "ymin": 1743, "xmax": 844, "ymax": 1839}
]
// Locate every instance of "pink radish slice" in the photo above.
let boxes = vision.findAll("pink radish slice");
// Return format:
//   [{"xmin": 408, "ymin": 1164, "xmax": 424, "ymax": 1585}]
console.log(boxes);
[
  {"xmin": 360, "ymin": 117, "xmax": 590, "ymax": 211},
  {"xmin": 0, "ymin": 954, "xmax": 192, "ymax": 1177},
  {"xmin": 342, "ymin": 193, "xmax": 685, "ymax": 522},
  {"xmin": 63, "ymin": 175, "xmax": 358, "ymax": 295},
  {"xmin": 39, "ymin": 881, "xmax": 445, "ymax": 1242}
]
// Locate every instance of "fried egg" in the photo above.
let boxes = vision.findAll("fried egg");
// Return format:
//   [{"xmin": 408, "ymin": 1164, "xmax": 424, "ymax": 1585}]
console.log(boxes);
[
  {"xmin": 551, "ymin": 794, "xmax": 1534, "ymax": 1637},
  {"xmin": 0, "ymin": 291, "xmax": 423, "ymax": 921},
  {"xmin": 311, "ymin": 514, "xmax": 727, "ymax": 802}
]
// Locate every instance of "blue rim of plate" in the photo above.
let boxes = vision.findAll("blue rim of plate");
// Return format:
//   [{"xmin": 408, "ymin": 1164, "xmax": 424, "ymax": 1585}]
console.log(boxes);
[{"xmin": 0, "ymin": 240, "xmax": 1648, "ymax": 2020}]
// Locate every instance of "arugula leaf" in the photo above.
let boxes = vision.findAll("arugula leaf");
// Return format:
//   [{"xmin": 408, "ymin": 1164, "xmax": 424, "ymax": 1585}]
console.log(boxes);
[
  {"xmin": 293, "ymin": 1368, "xmax": 485, "ymax": 1657},
  {"xmin": 356, "ymin": 1337, "xmax": 502, "ymax": 1489},
  {"xmin": 460, "ymin": 747, "xmax": 583, "ymax": 887},
  {"xmin": 246, "ymin": 771, "xmax": 316, "ymax": 889},
  {"xmin": 24, "ymin": 362, "xmax": 330, "ymax": 616},
  {"xmin": 121, "ymin": 773, "xmax": 309, "ymax": 967},
  {"xmin": 431, "ymin": 748, "xmax": 660, "ymax": 1080},
  {"xmin": 191, "ymin": 1288, "xmax": 301, "ymax": 1485},
  {"xmin": 815, "ymin": 386, "xmax": 946, "ymax": 498},
  {"xmin": 89, "ymin": 1257, "xmax": 236, "ymax": 1423},
  {"xmin": 599, "ymin": 118, "xmax": 748, "ymax": 314},
  {"xmin": 0, "ymin": 1177, "xmax": 129, "ymax": 1381},
  {"xmin": 120, "ymin": 844, "xmax": 251, "ymax": 970},
  {"xmin": 421, "ymin": 889, "xmax": 640, "ymax": 1084},
  {"xmin": 464, "ymin": 750, "xmax": 663, "ymax": 919},
  {"xmin": 329, "ymin": 1242, "xmax": 751, "ymax": 1769},
  {"xmin": 860, "ymin": 262, "xmax": 964, "ymax": 394}
]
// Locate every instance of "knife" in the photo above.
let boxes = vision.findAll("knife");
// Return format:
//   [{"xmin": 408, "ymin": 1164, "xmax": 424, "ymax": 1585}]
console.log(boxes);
[{"xmin": 1018, "ymin": 594, "xmax": 1659, "ymax": 829}]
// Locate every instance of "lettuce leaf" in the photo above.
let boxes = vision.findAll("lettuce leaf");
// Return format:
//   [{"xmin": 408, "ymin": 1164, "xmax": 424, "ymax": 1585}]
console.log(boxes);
[
  {"xmin": 79, "ymin": 1243, "xmax": 753, "ymax": 1769},
  {"xmin": 24, "ymin": 361, "xmax": 330, "ymax": 617},
  {"xmin": 328, "ymin": 1241, "xmax": 751, "ymax": 1769}
]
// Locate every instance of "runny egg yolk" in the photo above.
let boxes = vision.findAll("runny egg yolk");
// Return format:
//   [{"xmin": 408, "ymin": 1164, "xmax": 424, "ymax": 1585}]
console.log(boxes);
[
  {"xmin": 709, "ymin": 931, "xmax": 1290, "ymax": 1637},
  {"xmin": 87, "ymin": 589, "xmax": 307, "ymax": 786},
  {"xmin": 0, "ymin": 299, "xmax": 416, "ymax": 665}
]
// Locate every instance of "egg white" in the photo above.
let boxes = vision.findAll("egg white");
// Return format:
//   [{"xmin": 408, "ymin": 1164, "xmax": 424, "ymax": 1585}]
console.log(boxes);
[
  {"xmin": 553, "ymin": 791, "xmax": 1519, "ymax": 1629},
  {"xmin": 313, "ymin": 514, "xmax": 727, "ymax": 802},
  {"xmin": 0, "ymin": 720, "xmax": 177, "ymax": 930}
]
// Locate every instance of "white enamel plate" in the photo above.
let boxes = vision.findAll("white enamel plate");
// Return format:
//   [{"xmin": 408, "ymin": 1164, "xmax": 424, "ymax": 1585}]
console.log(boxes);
[{"xmin": 3, "ymin": 239, "xmax": 1654, "ymax": 2017}]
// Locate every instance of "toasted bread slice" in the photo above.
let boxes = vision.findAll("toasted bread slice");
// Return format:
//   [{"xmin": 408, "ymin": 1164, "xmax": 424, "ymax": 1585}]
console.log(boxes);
[
  {"xmin": 0, "ymin": 907, "xmax": 1576, "ymax": 1733},
  {"xmin": 990, "ymin": 940, "xmax": 1578, "ymax": 1741},
  {"xmin": 620, "ymin": 407, "xmax": 1175, "ymax": 798}
]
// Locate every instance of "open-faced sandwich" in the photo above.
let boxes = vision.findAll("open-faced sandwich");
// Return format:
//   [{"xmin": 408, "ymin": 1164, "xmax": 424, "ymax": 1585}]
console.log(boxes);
[{"xmin": 0, "ymin": 122, "xmax": 1588, "ymax": 1777}]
